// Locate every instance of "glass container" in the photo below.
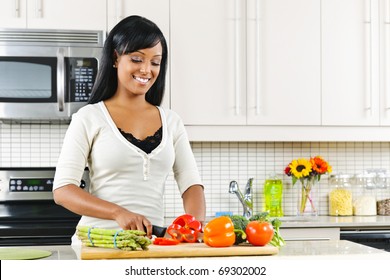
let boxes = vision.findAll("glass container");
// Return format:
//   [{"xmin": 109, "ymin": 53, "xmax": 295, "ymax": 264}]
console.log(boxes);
[
  {"xmin": 328, "ymin": 174, "xmax": 353, "ymax": 216},
  {"xmin": 352, "ymin": 173, "xmax": 377, "ymax": 216}
]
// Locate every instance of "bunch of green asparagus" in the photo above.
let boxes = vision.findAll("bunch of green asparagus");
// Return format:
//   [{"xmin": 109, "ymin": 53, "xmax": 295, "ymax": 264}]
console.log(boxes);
[{"xmin": 77, "ymin": 226, "xmax": 151, "ymax": 251}]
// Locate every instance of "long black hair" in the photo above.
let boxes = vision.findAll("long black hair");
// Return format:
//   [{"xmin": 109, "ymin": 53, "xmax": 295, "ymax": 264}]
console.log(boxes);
[{"xmin": 88, "ymin": 15, "xmax": 168, "ymax": 106}]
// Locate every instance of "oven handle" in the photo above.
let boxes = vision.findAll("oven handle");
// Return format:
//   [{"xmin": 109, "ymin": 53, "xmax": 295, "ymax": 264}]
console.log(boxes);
[{"xmin": 57, "ymin": 48, "xmax": 65, "ymax": 112}]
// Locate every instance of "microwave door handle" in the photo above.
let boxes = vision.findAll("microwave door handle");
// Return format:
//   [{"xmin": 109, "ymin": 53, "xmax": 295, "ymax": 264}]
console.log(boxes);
[{"xmin": 57, "ymin": 48, "xmax": 65, "ymax": 112}]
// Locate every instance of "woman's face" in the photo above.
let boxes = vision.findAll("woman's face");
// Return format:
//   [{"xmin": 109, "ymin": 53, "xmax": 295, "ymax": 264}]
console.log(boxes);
[{"xmin": 114, "ymin": 42, "xmax": 162, "ymax": 98}]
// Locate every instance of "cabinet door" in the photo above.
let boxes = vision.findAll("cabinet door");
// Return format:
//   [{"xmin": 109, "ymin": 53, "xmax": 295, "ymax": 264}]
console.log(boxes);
[
  {"xmin": 322, "ymin": 0, "xmax": 380, "ymax": 126},
  {"xmin": 0, "ymin": 0, "xmax": 27, "ymax": 28},
  {"xmin": 107, "ymin": 0, "xmax": 170, "ymax": 108},
  {"xmin": 247, "ymin": 0, "xmax": 321, "ymax": 125},
  {"xmin": 170, "ymin": 0, "xmax": 247, "ymax": 125},
  {"xmin": 380, "ymin": 0, "xmax": 390, "ymax": 125},
  {"xmin": 26, "ymin": 0, "xmax": 106, "ymax": 31}
]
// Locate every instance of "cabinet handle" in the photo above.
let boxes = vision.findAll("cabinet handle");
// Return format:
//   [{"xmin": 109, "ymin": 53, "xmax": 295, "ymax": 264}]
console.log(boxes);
[
  {"xmin": 386, "ymin": 0, "xmax": 390, "ymax": 23},
  {"xmin": 364, "ymin": 0, "xmax": 373, "ymax": 115},
  {"xmin": 14, "ymin": 0, "xmax": 20, "ymax": 17},
  {"xmin": 116, "ymin": 0, "xmax": 124, "ymax": 22},
  {"xmin": 254, "ymin": 0, "xmax": 262, "ymax": 115},
  {"xmin": 35, "ymin": 0, "xmax": 43, "ymax": 18},
  {"xmin": 234, "ymin": 0, "xmax": 241, "ymax": 116}
]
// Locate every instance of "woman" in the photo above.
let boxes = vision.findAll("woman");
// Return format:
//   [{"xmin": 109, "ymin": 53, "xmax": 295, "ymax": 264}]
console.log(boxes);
[{"xmin": 53, "ymin": 15, "xmax": 206, "ymax": 241}]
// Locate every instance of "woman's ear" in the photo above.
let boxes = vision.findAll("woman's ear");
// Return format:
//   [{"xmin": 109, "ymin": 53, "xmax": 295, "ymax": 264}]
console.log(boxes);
[{"xmin": 113, "ymin": 50, "xmax": 119, "ymax": 68}]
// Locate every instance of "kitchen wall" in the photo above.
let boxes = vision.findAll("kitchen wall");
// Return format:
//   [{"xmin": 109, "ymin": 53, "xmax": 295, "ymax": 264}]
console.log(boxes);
[{"xmin": 1, "ymin": 122, "xmax": 390, "ymax": 218}]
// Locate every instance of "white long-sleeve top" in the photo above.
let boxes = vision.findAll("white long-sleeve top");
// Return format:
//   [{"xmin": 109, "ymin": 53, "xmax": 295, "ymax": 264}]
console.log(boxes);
[{"xmin": 53, "ymin": 101, "xmax": 202, "ymax": 229}]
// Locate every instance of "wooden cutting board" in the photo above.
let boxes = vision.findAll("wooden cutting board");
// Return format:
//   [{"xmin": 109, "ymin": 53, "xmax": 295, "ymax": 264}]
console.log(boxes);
[{"xmin": 81, "ymin": 243, "xmax": 278, "ymax": 259}]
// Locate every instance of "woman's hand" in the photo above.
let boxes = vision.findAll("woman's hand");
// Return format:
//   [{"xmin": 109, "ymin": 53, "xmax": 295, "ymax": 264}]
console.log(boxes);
[
  {"xmin": 114, "ymin": 209, "xmax": 153, "ymax": 238},
  {"xmin": 54, "ymin": 184, "xmax": 153, "ymax": 238}
]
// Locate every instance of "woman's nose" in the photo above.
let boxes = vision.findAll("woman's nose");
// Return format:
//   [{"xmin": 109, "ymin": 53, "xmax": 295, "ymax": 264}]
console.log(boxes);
[{"xmin": 140, "ymin": 63, "xmax": 151, "ymax": 74}]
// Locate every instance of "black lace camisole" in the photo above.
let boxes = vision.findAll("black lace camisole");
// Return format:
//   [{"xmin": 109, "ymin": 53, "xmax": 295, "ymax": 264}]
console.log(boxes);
[{"xmin": 118, "ymin": 126, "xmax": 162, "ymax": 154}]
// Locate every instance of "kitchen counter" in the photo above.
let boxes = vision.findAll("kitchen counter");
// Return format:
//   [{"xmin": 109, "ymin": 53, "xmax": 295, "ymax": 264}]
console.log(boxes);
[{"xmin": 3, "ymin": 240, "xmax": 389, "ymax": 260}]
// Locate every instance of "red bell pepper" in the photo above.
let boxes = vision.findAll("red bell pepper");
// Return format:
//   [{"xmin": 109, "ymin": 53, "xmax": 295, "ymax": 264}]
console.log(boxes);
[
  {"xmin": 153, "ymin": 237, "xmax": 180, "ymax": 246},
  {"xmin": 167, "ymin": 214, "xmax": 202, "ymax": 243}
]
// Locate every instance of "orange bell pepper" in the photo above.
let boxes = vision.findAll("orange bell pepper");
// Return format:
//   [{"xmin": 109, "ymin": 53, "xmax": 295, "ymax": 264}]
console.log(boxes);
[{"xmin": 203, "ymin": 216, "xmax": 236, "ymax": 247}]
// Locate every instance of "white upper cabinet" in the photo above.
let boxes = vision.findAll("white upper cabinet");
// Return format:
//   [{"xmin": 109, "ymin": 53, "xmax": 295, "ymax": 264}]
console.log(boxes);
[
  {"xmin": 0, "ymin": 0, "xmax": 27, "ymax": 28},
  {"xmin": 170, "ymin": 0, "xmax": 247, "ymax": 125},
  {"xmin": 0, "ymin": 0, "xmax": 106, "ymax": 31},
  {"xmin": 380, "ymin": 0, "xmax": 390, "ymax": 125},
  {"xmin": 322, "ymin": 0, "xmax": 389, "ymax": 126},
  {"xmin": 107, "ymin": 0, "xmax": 170, "ymax": 108},
  {"xmin": 170, "ymin": 0, "xmax": 320, "ymax": 126},
  {"xmin": 246, "ymin": 0, "xmax": 321, "ymax": 125}
]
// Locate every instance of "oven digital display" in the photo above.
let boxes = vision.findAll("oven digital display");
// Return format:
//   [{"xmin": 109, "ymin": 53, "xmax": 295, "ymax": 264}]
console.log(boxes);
[{"xmin": 9, "ymin": 178, "xmax": 53, "ymax": 192}]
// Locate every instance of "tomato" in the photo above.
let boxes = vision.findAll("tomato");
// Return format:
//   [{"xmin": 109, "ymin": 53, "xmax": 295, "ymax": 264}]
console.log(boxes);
[
  {"xmin": 153, "ymin": 237, "xmax": 180, "ymax": 246},
  {"xmin": 245, "ymin": 221, "xmax": 274, "ymax": 246}
]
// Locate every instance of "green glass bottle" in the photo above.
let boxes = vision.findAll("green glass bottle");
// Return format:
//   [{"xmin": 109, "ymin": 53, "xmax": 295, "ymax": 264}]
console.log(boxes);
[{"xmin": 264, "ymin": 174, "xmax": 284, "ymax": 217}]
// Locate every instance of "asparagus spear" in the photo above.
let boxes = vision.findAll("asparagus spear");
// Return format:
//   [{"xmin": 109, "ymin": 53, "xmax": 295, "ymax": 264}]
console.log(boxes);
[{"xmin": 77, "ymin": 226, "xmax": 151, "ymax": 251}]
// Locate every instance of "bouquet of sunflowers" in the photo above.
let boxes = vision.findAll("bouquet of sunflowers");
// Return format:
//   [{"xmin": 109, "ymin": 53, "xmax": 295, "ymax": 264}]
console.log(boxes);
[{"xmin": 284, "ymin": 156, "xmax": 332, "ymax": 215}]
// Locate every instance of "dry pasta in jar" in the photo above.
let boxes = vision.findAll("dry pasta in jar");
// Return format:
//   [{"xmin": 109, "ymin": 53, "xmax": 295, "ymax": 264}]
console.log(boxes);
[{"xmin": 328, "ymin": 174, "xmax": 353, "ymax": 216}]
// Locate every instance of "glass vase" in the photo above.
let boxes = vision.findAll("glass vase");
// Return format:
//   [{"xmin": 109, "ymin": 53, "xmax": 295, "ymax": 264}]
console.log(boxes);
[{"xmin": 297, "ymin": 177, "xmax": 318, "ymax": 216}]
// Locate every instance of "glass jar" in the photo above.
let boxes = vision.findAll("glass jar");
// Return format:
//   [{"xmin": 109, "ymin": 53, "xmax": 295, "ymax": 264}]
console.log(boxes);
[
  {"xmin": 352, "ymin": 173, "xmax": 377, "ymax": 216},
  {"xmin": 328, "ymin": 174, "xmax": 353, "ymax": 216},
  {"xmin": 263, "ymin": 174, "xmax": 284, "ymax": 217}
]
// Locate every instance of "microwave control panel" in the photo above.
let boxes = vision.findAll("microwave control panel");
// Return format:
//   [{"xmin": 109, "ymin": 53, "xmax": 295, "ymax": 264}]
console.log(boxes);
[{"xmin": 68, "ymin": 57, "xmax": 98, "ymax": 102}]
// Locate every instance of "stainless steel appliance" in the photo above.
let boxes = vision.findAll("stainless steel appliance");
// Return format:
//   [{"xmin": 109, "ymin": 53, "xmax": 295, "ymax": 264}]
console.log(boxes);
[
  {"xmin": 340, "ymin": 229, "xmax": 390, "ymax": 252},
  {"xmin": 0, "ymin": 28, "xmax": 104, "ymax": 123},
  {"xmin": 0, "ymin": 167, "xmax": 89, "ymax": 246}
]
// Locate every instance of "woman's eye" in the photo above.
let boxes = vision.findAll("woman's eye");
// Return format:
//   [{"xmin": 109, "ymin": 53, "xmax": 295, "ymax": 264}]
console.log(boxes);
[
  {"xmin": 130, "ymin": 57, "xmax": 142, "ymax": 63},
  {"xmin": 151, "ymin": 61, "xmax": 161, "ymax": 66}
]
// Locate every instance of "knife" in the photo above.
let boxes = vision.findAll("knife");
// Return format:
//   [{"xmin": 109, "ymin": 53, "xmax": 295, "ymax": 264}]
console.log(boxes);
[{"xmin": 151, "ymin": 225, "xmax": 167, "ymax": 237}]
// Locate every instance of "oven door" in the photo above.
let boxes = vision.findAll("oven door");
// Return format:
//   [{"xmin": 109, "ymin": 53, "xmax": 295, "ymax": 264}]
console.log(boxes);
[
  {"xmin": 340, "ymin": 230, "xmax": 390, "ymax": 252},
  {"xmin": 0, "ymin": 200, "xmax": 81, "ymax": 246}
]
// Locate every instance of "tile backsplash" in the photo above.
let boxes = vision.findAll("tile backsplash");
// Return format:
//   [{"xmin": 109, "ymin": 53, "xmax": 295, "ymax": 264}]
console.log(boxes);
[{"xmin": 1, "ymin": 123, "xmax": 390, "ymax": 218}]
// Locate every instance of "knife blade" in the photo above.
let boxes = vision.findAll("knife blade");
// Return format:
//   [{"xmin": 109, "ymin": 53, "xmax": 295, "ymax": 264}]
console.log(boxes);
[{"xmin": 151, "ymin": 225, "xmax": 167, "ymax": 237}]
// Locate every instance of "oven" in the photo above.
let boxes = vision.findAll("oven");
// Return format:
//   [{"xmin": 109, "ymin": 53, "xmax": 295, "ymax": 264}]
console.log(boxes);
[
  {"xmin": 340, "ymin": 229, "xmax": 390, "ymax": 252},
  {"xmin": 0, "ymin": 167, "xmax": 89, "ymax": 246}
]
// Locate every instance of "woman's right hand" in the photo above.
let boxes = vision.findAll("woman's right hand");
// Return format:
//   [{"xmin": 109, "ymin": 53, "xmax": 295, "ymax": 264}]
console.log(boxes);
[
  {"xmin": 114, "ymin": 208, "xmax": 153, "ymax": 238},
  {"xmin": 53, "ymin": 184, "xmax": 153, "ymax": 238}
]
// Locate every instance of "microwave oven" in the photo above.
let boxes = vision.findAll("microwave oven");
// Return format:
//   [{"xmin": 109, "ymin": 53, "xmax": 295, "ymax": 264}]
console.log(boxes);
[{"xmin": 0, "ymin": 28, "xmax": 104, "ymax": 123}]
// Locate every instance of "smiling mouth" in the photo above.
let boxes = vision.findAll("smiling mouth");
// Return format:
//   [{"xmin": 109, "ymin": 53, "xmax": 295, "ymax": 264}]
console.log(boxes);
[{"xmin": 133, "ymin": 75, "xmax": 150, "ymax": 84}]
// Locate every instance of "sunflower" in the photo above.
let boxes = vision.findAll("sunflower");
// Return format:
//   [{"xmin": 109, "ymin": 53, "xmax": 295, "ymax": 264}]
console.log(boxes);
[
  {"xmin": 310, "ymin": 156, "xmax": 332, "ymax": 175},
  {"xmin": 289, "ymin": 158, "xmax": 312, "ymax": 178}
]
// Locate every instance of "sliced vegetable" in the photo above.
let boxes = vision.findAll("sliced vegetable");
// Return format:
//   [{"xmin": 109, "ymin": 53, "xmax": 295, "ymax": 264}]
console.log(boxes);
[
  {"xmin": 167, "ymin": 214, "xmax": 202, "ymax": 243},
  {"xmin": 153, "ymin": 237, "xmax": 180, "ymax": 246},
  {"xmin": 203, "ymin": 216, "xmax": 236, "ymax": 247},
  {"xmin": 245, "ymin": 220, "xmax": 274, "ymax": 246}
]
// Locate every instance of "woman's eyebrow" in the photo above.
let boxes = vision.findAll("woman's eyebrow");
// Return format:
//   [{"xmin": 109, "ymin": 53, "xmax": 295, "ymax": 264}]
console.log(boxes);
[{"xmin": 132, "ymin": 50, "xmax": 162, "ymax": 57}]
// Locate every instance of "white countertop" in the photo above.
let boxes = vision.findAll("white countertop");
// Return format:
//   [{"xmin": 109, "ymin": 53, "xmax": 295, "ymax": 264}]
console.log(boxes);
[{"xmin": 5, "ymin": 240, "xmax": 389, "ymax": 260}]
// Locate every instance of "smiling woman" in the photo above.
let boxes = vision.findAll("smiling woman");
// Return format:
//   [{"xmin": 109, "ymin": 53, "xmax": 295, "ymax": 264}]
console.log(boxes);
[{"xmin": 53, "ymin": 15, "xmax": 206, "ymax": 244}]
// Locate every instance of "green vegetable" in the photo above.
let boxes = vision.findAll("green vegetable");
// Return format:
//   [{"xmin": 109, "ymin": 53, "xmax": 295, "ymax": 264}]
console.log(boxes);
[
  {"xmin": 226, "ymin": 215, "xmax": 249, "ymax": 245},
  {"xmin": 269, "ymin": 218, "xmax": 286, "ymax": 248},
  {"xmin": 76, "ymin": 226, "xmax": 151, "ymax": 251},
  {"xmin": 250, "ymin": 212, "xmax": 286, "ymax": 248}
]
